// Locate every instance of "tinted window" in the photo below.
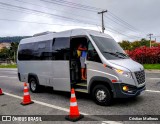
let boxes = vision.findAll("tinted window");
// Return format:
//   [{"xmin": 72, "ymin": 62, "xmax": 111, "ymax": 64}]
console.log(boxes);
[
  {"xmin": 34, "ymin": 41, "xmax": 51, "ymax": 60},
  {"xmin": 18, "ymin": 40, "xmax": 52, "ymax": 60},
  {"xmin": 87, "ymin": 42, "xmax": 101, "ymax": 63},
  {"xmin": 52, "ymin": 37, "xmax": 70, "ymax": 60},
  {"xmin": 18, "ymin": 43, "xmax": 35, "ymax": 60}
]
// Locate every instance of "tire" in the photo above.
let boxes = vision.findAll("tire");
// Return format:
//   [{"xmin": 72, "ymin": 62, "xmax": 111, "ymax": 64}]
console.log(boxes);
[
  {"xmin": 29, "ymin": 77, "xmax": 40, "ymax": 93},
  {"xmin": 92, "ymin": 85, "xmax": 112, "ymax": 106}
]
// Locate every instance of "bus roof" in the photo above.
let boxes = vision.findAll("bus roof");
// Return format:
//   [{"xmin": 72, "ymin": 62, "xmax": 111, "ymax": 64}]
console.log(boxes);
[{"xmin": 20, "ymin": 28, "xmax": 113, "ymax": 44}]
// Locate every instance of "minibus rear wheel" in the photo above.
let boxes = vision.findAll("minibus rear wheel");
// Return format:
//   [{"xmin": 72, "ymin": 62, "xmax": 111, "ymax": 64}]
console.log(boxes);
[
  {"xmin": 29, "ymin": 77, "xmax": 40, "ymax": 93},
  {"xmin": 92, "ymin": 85, "xmax": 112, "ymax": 106}
]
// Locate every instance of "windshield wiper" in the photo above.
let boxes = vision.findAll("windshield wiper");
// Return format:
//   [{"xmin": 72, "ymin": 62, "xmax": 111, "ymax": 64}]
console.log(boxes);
[
  {"xmin": 115, "ymin": 52, "xmax": 128, "ymax": 57},
  {"xmin": 103, "ymin": 51, "xmax": 125, "ymax": 59}
]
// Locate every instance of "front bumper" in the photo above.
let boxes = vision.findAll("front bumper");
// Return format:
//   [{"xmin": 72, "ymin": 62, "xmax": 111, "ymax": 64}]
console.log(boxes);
[{"xmin": 112, "ymin": 83, "xmax": 146, "ymax": 98}]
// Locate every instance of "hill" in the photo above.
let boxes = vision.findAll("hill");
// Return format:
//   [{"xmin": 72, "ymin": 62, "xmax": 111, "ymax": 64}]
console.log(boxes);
[{"xmin": 0, "ymin": 36, "xmax": 30, "ymax": 43}]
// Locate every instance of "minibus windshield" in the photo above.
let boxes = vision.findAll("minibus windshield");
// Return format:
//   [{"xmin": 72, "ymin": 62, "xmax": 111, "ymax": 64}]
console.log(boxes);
[{"xmin": 91, "ymin": 35, "xmax": 129, "ymax": 60}]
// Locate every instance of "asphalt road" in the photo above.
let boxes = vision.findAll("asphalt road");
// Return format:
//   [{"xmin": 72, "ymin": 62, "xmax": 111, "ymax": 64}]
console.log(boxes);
[{"xmin": 0, "ymin": 68, "xmax": 160, "ymax": 124}]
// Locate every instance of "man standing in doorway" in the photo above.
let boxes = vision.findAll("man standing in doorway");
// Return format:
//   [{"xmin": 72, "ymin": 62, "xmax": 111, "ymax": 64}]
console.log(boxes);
[{"xmin": 77, "ymin": 44, "xmax": 87, "ymax": 80}]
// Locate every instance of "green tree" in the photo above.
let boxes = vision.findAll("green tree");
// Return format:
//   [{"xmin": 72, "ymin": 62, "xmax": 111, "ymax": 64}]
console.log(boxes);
[
  {"xmin": 10, "ymin": 42, "xmax": 19, "ymax": 62},
  {"xmin": 0, "ymin": 42, "xmax": 19, "ymax": 62},
  {"xmin": 0, "ymin": 47, "xmax": 11, "ymax": 60},
  {"xmin": 131, "ymin": 41, "xmax": 141, "ymax": 50},
  {"xmin": 118, "ymin": 40, "xmax": 131, "ymax": 50},
  {"xmin": 139, "ymin": 38, "xmax": 150, "ymax": 47}
]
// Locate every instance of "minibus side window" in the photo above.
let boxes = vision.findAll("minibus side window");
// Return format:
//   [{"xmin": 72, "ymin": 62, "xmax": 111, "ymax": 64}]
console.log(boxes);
[
  {"xmin": 87, "ymin": 42, "xmax": 101, "ymax": 63},
  {"xmin": 34, "ymin": 41, "xmax": 51, "ymax": 60},
  {"xmin": 18, "ymin": 40, "xmax": 52, "ymax": 61},
  {"xmin": 52, "ymin": 37, "xmax": 70, "ymax": 60}
]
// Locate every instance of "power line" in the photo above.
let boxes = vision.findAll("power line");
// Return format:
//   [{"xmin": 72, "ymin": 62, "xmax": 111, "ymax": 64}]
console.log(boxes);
[
  {"xmin": 107, "ymin": 11, "xmax": 146, "ymax": 36},
  {"xmin": 106, "ymin": 27, "xmax": 142, "ymax": 39},
  {"xmin": 108, "ymin": 27, "xmax": 143, "ymax": 39},
  {"xmin": 0, "ymin": 3, "xmax": 100, "ymax": 27},
  {"xmin": 40, "ymin": 0, "xmax": 98, "ymax": 12},
  {"xmin": 0, "ymin": 17, "xmax": 141, "ymax": 40},
  {"xmin": 0, "ymin": 18, "xmax": 85, "ymax": 26},
  {"xmin": 11, "ymin": 0, "xmax": 100, "ymax": 22},
  {"xmin": 0, "ymin": 1, "xmax": 143, "ymax": 40},
  {"xmin": 0, "ymin": 17, "xmax": 142, "ymax": 39},
  {"xmin": 107, "ymin": 30, "xmax": 140, "ymax": 40},
  {"xmin": 46, "ymin": 0, "xmax": 144, "ymax": 33},
  {"xmin": 0, "ymin": 6, "xmax": 43, "ymax": 17},
  {"xmin": 35, "ymin": 0, "xmax": 144, "ymax": 38},
  {"xmin": 108, "ymin": 11, "xmax": 139, "ymax": 31},
  {"xmin": 41, "ymin": 0, "xmax": 141, "ymax": 38},
  {"xmin": 105, "ymin": 15, "xmax": 138, "ymax": 33},
  {"xmin": 104, "ymin": 17, "xmax": 144, "ymax": 39},
  {"xmin": 0, "ymin": 2, "xmax": 101, "ymax": 26},
  {"xmin": 50, "ymin": 0, "xmax": 101, "ymax": 11},
  {"xmin": 41, "ymin": 0, "xmax": 144, "ymax": 36}
]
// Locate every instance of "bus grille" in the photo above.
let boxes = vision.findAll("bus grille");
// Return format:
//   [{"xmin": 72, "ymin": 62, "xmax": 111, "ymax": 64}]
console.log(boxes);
[{"xmin": 134, "ymin": 70, "xmax": 145, "ymax": 85}]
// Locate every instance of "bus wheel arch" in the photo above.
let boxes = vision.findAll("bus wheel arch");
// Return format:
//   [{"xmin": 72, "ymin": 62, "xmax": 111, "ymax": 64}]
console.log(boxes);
[{"xmin": 28, "ymin": 74, "xmax": 41, "ymax": 93}]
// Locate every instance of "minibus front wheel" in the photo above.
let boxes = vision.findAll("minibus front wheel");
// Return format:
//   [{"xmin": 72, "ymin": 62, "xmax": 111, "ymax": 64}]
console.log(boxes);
[
  {"xmin": 92, "ymin": 85, "xmax": 112, "ymax": 106},
  {"xmin": 29, "ymin": 77, "xmax": 41, "ymax": 93}
]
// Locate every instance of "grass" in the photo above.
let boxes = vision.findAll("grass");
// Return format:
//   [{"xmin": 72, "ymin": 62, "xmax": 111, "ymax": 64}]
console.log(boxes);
[
  {"xmin": 0, "ymin": 64, "xmax": 17, "ymax": 68},
  {"xmin": 143, "ymin": 64, "xmax": 160, "ymax": 70}
]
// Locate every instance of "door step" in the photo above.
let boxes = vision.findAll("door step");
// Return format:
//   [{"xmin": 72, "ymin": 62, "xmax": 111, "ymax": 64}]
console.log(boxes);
[
  {"xmin": 75, "ymin": 82, "xmax": 87, "ymax": 87},
  {"xmin": 75, "ymin": 89, "xmax": 88, "ymax": 93}
]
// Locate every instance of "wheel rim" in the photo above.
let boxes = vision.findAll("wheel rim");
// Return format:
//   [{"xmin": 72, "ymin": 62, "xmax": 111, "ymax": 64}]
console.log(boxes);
[
  {"xmin": 31, "ymin": 80, "xmax": 36, "ymax": 91},
  {"xmin": 96, "ymin": 89, "xmax": 106, "ymax": 102}
]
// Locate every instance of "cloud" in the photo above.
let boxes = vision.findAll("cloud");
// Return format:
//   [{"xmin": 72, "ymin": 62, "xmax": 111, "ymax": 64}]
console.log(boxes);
[{"xmin": 0, "ymin": 0, "xmax": 160, "ymax": 41}]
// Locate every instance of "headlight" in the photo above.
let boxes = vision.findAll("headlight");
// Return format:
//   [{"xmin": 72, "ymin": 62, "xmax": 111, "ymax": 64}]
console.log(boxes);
[{"xmin": 114, "ymin": 69, "xmax": 132, "ymax": 78}]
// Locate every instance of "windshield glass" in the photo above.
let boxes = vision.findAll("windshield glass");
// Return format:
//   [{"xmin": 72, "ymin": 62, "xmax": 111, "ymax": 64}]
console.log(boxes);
[{"xmin": 91, "ymin": 35, "xmax": 129, "ymax": 60}]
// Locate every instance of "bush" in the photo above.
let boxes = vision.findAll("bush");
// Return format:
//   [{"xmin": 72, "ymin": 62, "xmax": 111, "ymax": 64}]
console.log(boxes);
[{"xmin": 127, "ymin": 46, "xmax": 160, "ymax": 64}]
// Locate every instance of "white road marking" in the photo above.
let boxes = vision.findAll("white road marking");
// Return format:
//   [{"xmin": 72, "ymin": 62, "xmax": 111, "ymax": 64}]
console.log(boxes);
[
  {"xmin": 149, "ymin": 78, "xmax": 160, "ymax": 80},
  {"xmin": 0, "ymin": 76, "xmax": 8, "ymax": 78},
  {"xmin": 3, "ymin": 91, "xmax": 122, "ymax": 124},
  {"xmin": 8, "ymin": 77, "xmax": 17, "ymax": 79},
  {"xmin": 102, "ymin": 121, "xmax": 122, "ymax": 124},
  {"xmin": 0, "ymin": 75, "xmax": 17, "ymax": 78},
  {"xmin": 0, "ymin": 76, "xmax": 17, "ymax": 79},
  {"xmin": 146, "ymin": 90, "xmax": 160, "ymax": 93},
  {"xmin": 4, "ymin": 71, "xmax": 17, "ymax": 74}
]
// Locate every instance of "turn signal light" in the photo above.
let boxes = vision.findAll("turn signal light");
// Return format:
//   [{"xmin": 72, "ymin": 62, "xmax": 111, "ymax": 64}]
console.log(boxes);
[
  {"xmin": 103, "ymin": 64, "xmax": 107, "ymax": 67},
  {"xmin": 123, "ymin": 86, "xmax": 129, "ymax": 91}
]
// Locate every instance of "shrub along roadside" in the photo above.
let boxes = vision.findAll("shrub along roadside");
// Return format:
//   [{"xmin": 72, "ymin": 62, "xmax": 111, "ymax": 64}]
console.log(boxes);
[
  {"xmin": 127, "ymin": 46, "xmax": 160, "ymax": 64},
  {"xmin": 0, "ymin": 64, "xmax": 17, "ymax": 68},
  {"xmin": 143, "ymin": 64, "xmax": 160, "ymax": 70}
]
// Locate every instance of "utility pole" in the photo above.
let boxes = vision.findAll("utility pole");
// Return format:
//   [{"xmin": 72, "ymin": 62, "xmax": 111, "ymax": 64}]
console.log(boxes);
[
  {"xmin": 98, "ymin": 10, "xmax": 107, "ymax": 33},
  {"xmin": 147, "ymin": 33, "xmax": 153, "ymax": 48}
]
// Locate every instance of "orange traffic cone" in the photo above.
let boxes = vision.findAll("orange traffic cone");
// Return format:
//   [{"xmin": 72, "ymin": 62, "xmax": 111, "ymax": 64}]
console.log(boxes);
[
  {"xmin": 21, "ymin": 82, "xmax": 34, "ymax": 105},
  {"xmin": 0, "ymin": 88, "xmax": 4, "ymax": 95},
  {"xmin": 65, "ymin": 88, "xmax": 84, "ymax": 122}
]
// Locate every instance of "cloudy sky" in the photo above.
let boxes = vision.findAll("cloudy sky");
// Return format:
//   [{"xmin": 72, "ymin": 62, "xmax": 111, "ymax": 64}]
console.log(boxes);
[{"xmin": 0, "ymin": 0, "xmax": 160, "ymax": 42}]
